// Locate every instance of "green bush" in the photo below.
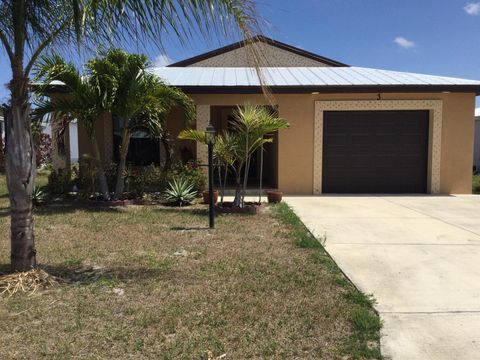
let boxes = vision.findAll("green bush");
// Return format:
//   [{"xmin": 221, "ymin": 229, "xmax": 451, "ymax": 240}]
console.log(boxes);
[
  {"xmin": 125, "ymin": 165, "xmax": 167, "ymax": 197},
  {"xmin": 74, "ymin": 156, "xmax": 97, "ymax": 196},
  {"xmin": 104, "ymin": 161, "xmax": 118, "ymax": 191},
  {"xmin": 47, "ymin": 168, "xmax": 72, "ymax": 195},
  {"xmin": 69, "ymin": 159, "xmax": 205, "ymax": 199},
  {"xmin": 168, "ymin": 161, "xmax": 206, "ymax": 195}
]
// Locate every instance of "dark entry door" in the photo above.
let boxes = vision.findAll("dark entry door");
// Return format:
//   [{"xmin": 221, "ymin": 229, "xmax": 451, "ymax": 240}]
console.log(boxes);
[{"xmin": 322, "ymin": 110, "xmax": 429, "ymax": 193}]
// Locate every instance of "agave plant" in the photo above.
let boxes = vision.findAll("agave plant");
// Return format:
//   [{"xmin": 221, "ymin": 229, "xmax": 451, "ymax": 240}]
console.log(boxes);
[
  {"xmin": 32, "ymin": 186, "xmax": 48, "ymax": 206},
  {"xmin": 163, "ymin": 178, "xmax": 197, "ymax": 206}
]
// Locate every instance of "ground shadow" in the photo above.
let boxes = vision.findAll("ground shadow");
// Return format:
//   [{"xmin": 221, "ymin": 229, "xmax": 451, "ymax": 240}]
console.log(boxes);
[
  {"xmin": 0, "ymin": 262, "xmax": 180, "ymax": 285},
  {"xmin": 155, "ymin": 207, "xmax": 209, "ymax": 217},
  {"xmin": 170, "ymin": 226, "xmax": 210, "ymax": 231},
  {"xmin": 0, "ymin": 200, "xmax": 126, "ymax": 218}
]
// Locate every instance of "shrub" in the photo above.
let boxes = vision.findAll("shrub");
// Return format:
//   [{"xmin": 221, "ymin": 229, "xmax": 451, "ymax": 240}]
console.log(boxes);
[
  {"xmin": 142, "ymin": 164, "xmax": 167, "ymax": 191},
  {"xmin": 163, "ymin": 178, "xmax": 197, "ymax": 206},
  {"xmin": 47, "ymin": 168, "xmax": 72, "ymax": 195},
  {"xmin": 74, "ymin": 155, "xmax": 97, "ymax": 196},
  {"xmin": 168, "ymin": 161, "xmax": 206, "ymax": 195},
  {"xmin": 104, "ymin": 161, "xmax": 118, "ymax": 191},
  {"xmin": 35, "ymin": 133, "xmax": 52, "ymax": 167},
  {"xmin": 125, "ymin": 164, "xmax": 167, "ymax": 197}
]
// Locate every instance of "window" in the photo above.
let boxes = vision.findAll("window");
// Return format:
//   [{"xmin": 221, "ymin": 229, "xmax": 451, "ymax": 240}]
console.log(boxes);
[{"xmin": 112, "ymin": 116, "xmax": 161, "ymax": 166}]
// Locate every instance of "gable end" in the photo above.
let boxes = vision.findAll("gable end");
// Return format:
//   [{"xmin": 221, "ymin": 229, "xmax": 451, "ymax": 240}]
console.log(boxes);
[{"xmin": 168, "ymin": 35, "xmax": 348, "ymax": 68}]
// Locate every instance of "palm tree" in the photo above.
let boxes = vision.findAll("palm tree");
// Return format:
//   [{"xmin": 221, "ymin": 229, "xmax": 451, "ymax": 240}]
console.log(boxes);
[
  {"xmin": 0, "ymin": 0, "xmax": 260, "ymax": 271},
  {"xmin": 178, "ymin": 129, "xmax": 238, "ymax": 203},
  {"xmin": 94, "ymin": 49, "xmax": 195, "ymax": 200},
  {"xmin": 34, "ymin": 55, "xmax": 112, "ymax": 200}
]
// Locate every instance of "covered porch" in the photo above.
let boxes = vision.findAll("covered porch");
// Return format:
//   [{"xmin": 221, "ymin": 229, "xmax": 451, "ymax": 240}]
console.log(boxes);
[{"xmin": 205, "ymin": 105, "xmax": 279, "ymax": 190}]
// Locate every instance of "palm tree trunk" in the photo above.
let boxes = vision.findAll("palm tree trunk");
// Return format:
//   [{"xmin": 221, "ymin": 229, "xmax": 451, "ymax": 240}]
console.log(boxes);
[
  {"xmin": 90, "ymin": 135, "xmax": 110, "ymax": 200},
  {"xmin": 221, "ymin": 164, "xmax": 228, "ymax": 204},
  {"xmin": 259, "ymin": 141, "xmax": 264, "ymax": 203},
  {"xmin": 233, "ymin": 169, "xmax": 242, "ymax": 207},
  {"xmin": 0, "ymin": 125, "xmax": 5, "ymax": 173},
  {"xmin": 114, "ymin": 128, "xmax": 130, "ymax": 200},
  {"xmin": 217, "ymin": 163, "xmax": 222, "ymax": 200},
  {"xmin": 161, "ymin": 133, "xmax": 173, "ymax": 172},
  {"xmin": 5, "ymin": 72, "xmax": 37, "ymax": 271},
  {"xmin": 241, "ymin": 139, "xmax": 250, "ymax": 207}
]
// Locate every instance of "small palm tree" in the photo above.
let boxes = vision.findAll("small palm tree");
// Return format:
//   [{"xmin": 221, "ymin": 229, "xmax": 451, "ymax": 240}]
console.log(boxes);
[
  {"xmin": 179, "ymin": 104, "xmax": 288, "ymax": 207},
  {"xmin": 91, "ymin": 49, "xmax": 195, "ymax": 200},
  {"xmin": 34, "ymin": 55, "xmax": 112, "ymax": 200}
]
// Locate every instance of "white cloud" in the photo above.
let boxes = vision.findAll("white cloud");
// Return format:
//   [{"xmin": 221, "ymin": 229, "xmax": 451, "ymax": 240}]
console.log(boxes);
[
  {"xmin": 394, "ymin": 36, "xmax": 416, "ymax": 49},
  {"xmin": 464, "ymin": 2, "xmax": 480, "ymax": 15},
  {"xmin": 152, "ymin": 53, "xmax": 172, "ymax": 67}
]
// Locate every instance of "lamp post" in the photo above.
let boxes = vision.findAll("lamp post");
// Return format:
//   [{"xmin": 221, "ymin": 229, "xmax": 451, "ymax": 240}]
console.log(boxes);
[{"xmin": 205, "ymin": 123, "xmax": 216, "ymax": 229}]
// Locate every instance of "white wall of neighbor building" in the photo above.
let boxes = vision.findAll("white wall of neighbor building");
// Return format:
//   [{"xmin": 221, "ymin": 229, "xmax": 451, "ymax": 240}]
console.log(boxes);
[
  {"xmin": 44, "ymin": 121, "xmax": 79, "ymax": 163},
  {"xmin": 474, "ymin": 108, "xmax": 480, "ymax": 171}
]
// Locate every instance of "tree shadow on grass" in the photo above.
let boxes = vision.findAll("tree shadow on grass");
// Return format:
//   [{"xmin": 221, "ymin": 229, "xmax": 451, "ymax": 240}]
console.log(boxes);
[
  {"xmin": 170, "ymin": 226, "xmax": 211, "ymax": 231},
  {"xmin": 155, "ymin": 207, "xmax": 209, "ymax": 217},
  {"xmin": 35, "ymin": 201, "xmax": 123, "ymax": 216},
  {"xmin": 0, "ymin": 262, "xmax": 179, "ymax": 286},
  {"xmin": 0, "ymin": 200, "xmax": 126, "ymax": 218}
]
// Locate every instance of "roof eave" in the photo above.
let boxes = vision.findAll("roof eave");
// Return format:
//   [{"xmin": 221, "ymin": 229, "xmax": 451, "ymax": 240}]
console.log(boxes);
[{"xmin": 177, "ymin": 84, "xmax": 480, "ymax": 95}]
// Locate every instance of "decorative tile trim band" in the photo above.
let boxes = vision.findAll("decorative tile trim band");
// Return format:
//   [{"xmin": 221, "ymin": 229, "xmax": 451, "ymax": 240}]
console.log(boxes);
[
  {"xmin": 196, "ymin": 105, "xmax": 210, "ymax": 167},
  {"xmin": 313, "ymin": 100, "xmax": 443, "ymax": 195}
]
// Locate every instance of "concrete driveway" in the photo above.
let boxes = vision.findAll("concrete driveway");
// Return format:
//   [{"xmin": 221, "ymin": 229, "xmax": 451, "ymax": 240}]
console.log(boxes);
[{"xmin": 285, "ymin": 195, "xmax": 480, "ymax": 360}]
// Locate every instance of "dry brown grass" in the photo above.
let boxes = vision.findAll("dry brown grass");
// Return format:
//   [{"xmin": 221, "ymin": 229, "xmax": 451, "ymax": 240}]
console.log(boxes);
[
  {"xmin": 0, "ymin": 175, "xmax": 381, "ymax": 359},
  {"xmin": 0, "ymin": 269, "xmax": 60, "ymax": 296}
]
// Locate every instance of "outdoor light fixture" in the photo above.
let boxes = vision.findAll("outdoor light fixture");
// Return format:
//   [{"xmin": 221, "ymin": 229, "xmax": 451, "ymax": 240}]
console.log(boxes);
[
  {"xmin": 205, "ymin": 123, "xmax": 216, "ymax": 145},
  {"xmin": 205, "ymin": 123, "xmax": 216, "ymax": 228}
]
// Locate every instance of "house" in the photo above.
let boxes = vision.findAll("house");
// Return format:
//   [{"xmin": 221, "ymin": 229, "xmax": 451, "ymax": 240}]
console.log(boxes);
[{"xmin": 63, "ymin": 36, "xmax": 480, "ymax": 194}]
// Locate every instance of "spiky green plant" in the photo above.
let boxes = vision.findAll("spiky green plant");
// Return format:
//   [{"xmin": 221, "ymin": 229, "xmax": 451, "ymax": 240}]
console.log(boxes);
[
  {"xmin": 32, "ymin": 186, "xmax": 48, "ymax": 206},
  {"xmin": 163, "ymin": 178, "xmax": 197, "ymax": 206}
]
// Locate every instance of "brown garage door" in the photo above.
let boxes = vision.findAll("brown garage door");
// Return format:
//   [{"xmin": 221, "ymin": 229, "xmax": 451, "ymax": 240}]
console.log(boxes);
[{"xmin": 322, "ymin": 110, "xmax": 429, "ymax": 193}]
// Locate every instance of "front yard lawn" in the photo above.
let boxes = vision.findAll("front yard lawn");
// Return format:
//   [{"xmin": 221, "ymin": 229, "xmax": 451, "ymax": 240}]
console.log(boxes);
[{"xmin": 0, "ymin": 175, "xmax": 381, "ymax": 359}]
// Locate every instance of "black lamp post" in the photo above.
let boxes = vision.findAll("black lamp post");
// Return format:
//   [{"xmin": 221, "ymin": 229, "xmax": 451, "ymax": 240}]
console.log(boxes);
[{"xmin": 205, "ymin": 123, "xmax": 216, "ymax": 228}]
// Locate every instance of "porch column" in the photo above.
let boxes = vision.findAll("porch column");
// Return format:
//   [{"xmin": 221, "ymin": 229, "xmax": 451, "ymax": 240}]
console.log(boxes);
[
  {"xmin": 196, "ymin": 105, "xmax": 210, "ymax": 168},
  {"xmin": 100, "ymin": 112, "xmax": 114, "ymax": 163}
]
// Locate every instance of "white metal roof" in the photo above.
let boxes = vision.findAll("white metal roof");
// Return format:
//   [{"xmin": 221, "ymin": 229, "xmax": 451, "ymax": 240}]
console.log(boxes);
[{"xmin": 149, "ymin": 66, "xmax": 480, "ymax": 89}]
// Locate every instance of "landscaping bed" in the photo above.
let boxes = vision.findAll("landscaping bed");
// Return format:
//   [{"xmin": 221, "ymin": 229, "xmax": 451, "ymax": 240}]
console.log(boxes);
[{"xmin": 0, "ymin": 175, "xmax": 381, "ymax": 359}]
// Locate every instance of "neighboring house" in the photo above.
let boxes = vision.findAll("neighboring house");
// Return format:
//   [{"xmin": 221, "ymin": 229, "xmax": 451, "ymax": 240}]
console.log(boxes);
[
  {"xmin": 63, "ymin": 36, "xmax": 480, "ymax": 194},
  {"xmin": 474, "ymin": 108, "xmax": 480, "ymax": 171}
]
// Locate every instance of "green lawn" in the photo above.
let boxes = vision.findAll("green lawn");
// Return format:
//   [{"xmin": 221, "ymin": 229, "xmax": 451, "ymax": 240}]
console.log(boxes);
[{"xmin": 0, "ymin": 174, "xmax": 381, "ymax": 359}]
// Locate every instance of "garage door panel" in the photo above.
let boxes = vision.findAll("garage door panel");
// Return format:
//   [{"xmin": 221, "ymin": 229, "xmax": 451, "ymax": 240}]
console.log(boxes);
[{"xmin": 322, "ymin": 110, "xmax": 429, "ymax": 193}]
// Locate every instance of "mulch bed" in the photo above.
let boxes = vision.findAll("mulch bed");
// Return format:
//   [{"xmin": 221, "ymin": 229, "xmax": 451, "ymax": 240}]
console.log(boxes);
[{"xmin": 215, "ymin": 202, "xmax": 266, "ymax": 214}]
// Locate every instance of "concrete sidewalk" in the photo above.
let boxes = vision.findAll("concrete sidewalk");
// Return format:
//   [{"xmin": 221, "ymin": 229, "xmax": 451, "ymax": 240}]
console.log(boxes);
[{"xmin": 285, "ymin": 195, "xmax": 480, "ymax": 360}]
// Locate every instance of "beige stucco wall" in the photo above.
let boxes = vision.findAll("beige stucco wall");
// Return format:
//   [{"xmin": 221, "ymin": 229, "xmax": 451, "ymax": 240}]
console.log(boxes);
[
  {"xmin": 188, "ymin": 92, "xmax": 476, "ymax": 195},
  {"xmin": 188, "ymin": 43, "xmax": 330, "ymax": 67},
  {"xmin": 77, "ymin": 112, "xmax": 113, "ymax": 164}
]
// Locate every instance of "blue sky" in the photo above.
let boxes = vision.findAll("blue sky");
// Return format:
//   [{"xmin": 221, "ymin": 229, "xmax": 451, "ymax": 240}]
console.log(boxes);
[{"xmin": 1, "ymin": 0, "xmax": 480, "ymax": 103}]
